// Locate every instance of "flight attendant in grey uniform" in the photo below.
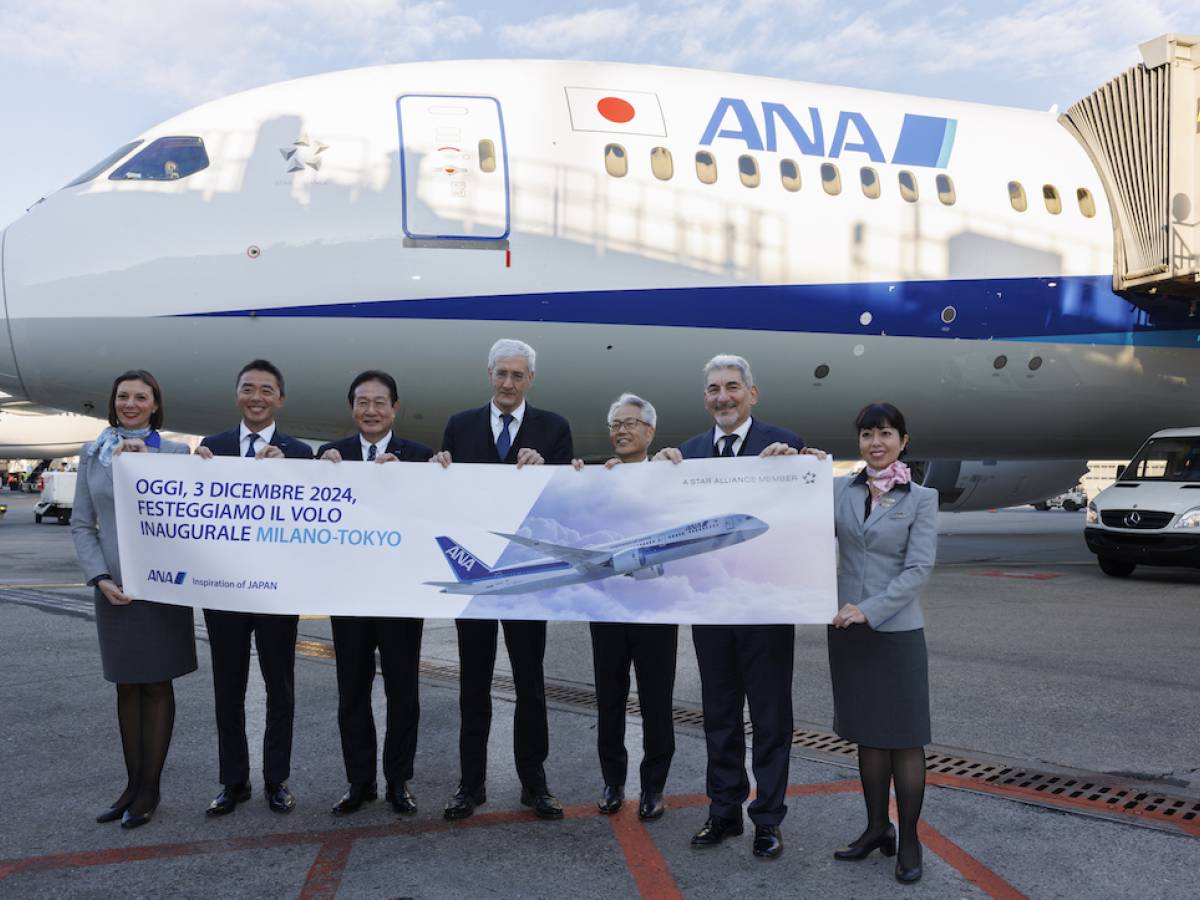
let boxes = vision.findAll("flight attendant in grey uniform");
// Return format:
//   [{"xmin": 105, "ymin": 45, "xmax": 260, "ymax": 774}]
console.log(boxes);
[
  {"xmin": 72, "ymin": 370, "xmax": 197, "ymax": 829},
  {"xmin": 828, "ymin": 402, "xmax": 937, "ymax": 885}
]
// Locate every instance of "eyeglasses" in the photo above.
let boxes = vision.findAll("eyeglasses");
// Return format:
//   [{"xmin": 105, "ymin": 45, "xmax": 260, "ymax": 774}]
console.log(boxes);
[{"xmin": 608, "ymin": 418, "xmax": 648, "ymax": 432}]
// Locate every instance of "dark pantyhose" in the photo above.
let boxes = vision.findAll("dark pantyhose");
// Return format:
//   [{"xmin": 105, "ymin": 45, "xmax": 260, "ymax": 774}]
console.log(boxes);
[
  {"xmin": 855, "ymin": 745, "xmax": 926, "ymax": 869},
  {"xmin": 112, "ymin": 681, "xmax": 176, "ymax": 817}
]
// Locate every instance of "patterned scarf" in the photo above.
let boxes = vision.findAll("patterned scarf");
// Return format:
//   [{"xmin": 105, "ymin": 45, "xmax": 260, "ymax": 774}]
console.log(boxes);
[
  {"xmin": 865, "ymin": 460, "xmax": 911, "ymax": 509},
  {"xmin": 86, "ymin": 426, "xmax": 156, "ymax": 467}
]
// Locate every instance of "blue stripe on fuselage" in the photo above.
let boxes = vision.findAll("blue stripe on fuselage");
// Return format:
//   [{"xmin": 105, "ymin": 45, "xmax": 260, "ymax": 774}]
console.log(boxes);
[{"xmin": 180, "ymin": 276, "xmax": 1199, "ymax": 347}]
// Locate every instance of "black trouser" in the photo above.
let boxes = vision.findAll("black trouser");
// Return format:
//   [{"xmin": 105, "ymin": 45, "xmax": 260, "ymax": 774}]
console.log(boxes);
[
  {"xmin": 455, "ymin": 618, "xmax": 548, "ymax": 792},
  {"xmin": 331, "ymin": 615, "xmax": 423, "ymax": 787},
  {"xmin": 203, "ymin": 609, "xmax": 298, "ymax": 786},
  {"xmin": 692, "ymin": 624, "xmax": 794, "ymax": 826},
  {"xmin": 590, "ymin": 622, "xmax": 678, "ymax": 794}
]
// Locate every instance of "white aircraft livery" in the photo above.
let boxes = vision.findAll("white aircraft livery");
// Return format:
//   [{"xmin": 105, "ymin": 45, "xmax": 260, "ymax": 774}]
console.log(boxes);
[
  {"xmin": 2, "ymin": 41, "xmax": 1198, "ymax": 509},
  {"xmin": 427, "ymin": 515, "xmax": 769, "ymax": 595}
]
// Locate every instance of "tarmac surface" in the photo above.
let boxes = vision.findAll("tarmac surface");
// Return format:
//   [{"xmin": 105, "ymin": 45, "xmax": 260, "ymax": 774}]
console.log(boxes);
[{"xmin": 1, "ymin": 490, "xmax": 1198, "ymax": 898}]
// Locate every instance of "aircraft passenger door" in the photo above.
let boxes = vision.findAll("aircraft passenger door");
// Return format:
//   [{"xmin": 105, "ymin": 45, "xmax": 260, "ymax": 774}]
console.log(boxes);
[{"xmin": 397, "ymin": 94, "xmax": 510, "ymax": 243}]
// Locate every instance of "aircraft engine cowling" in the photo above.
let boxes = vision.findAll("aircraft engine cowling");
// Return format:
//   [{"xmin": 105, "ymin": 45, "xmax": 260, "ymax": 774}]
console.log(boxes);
[
  {"xmin": 630, "ymin": 564, "xmax": 665, "ymax": 580},
  {"xmin": 612, "ymin": 548, "xmax": 649, "ymax": 574},
  {"xmin": 917, "ymin": 460, "xmax": 1089, "ymax": 511}
]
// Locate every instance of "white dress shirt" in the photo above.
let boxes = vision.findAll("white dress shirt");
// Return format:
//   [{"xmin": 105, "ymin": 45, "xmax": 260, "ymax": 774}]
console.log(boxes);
[
  {"xmin": 360, "ymin": 431, "xmax": 393, "ymax": 460},
  {"xmin": 490, "ymin": 401, "xmax": 525, "ymax": 445},
  {"xmin": 239, "ymin": 421, "xmax": 276, "ymax": 457},
  {"xmin": 712, "ymin": 416, "xmax": 753, "ymax": 457}
]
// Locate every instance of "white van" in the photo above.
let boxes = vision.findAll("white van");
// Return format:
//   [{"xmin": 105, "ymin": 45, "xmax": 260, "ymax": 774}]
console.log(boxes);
[{"xmin": 1085, "ymin": 427, "xmax": 1200, "ymax": 577}]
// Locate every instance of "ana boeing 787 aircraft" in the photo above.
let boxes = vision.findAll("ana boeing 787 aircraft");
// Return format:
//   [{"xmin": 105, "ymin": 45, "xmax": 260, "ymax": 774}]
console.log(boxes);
[
  {"xmin": 1, "ymin": 36, "xmax": 1197, "ymax": 509},
  {"xmin": 427, "ymin": 515, "xmax": 769, "ymax": 595}
]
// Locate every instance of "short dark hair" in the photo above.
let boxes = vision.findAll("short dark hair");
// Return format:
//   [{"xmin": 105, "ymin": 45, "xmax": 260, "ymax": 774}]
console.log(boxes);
[
  {"xmin": 236, "ymin": 359, "xmax": 285, "ymax": 396},
  {"xmin": 854, "ymin": 402, "xmax": 908, "ymax": 438},
  {"xmin": 348, "ymin": 370, "xmax": 399, "ymax": 406},
  {"xmin": 108, "ymin": 369, "xmax": 165, "ymax": 430}
]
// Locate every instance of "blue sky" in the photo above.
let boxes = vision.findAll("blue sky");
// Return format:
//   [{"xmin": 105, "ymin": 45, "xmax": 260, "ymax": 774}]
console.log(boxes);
[{"xmin": 0, "ymin": 0, "xmax": 1192, "ymax": 228}]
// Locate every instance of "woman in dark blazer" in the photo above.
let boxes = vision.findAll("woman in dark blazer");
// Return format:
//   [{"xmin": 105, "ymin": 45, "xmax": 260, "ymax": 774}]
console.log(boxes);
[
  {"xmin": 71, "ymin": 370, "xmax": 197, "ymax": 828},
  {"xmin": 828, "ymin": 402, "xmax": 937, "ymax": 884}
]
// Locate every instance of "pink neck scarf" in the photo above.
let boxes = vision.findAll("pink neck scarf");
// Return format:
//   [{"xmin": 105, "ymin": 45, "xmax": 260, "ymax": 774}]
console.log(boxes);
[{"xmin": 866, "ymin": 460, "xmax": 911, "ymax": 508}]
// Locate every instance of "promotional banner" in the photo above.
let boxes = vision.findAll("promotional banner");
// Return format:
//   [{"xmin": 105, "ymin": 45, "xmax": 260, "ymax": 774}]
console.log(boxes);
[{"xmin": 113, "ymin": 453, "xmax": 836, "ymax": 624}]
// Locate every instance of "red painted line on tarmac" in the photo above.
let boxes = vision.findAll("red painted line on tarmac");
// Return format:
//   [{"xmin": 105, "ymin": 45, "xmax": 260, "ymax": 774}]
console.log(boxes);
[
  {"xmin": 929, "ymin": 772, "xmax": 1200, "ymax": 837},
  {"xmin": 299, "ymin": 839, "xmax": 353, "ymax": 900},
  {"xmin": 919, "ymin": 819, "xmax": 1028, "ymax": 900},
  {"xmin": 608, "ymin": 806, "xmax": 684, "ymax": 900},
  {"xmin": 787, "ymin": 779, "xmax": 862, "ymax": 797}
]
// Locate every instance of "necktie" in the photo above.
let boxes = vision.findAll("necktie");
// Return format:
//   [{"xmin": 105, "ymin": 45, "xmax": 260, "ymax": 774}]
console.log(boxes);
[
  {"xmin": 245, "ymin": 433, "xmax": 259, "ymax": 458},
  {"xmin": 496, "ymin": 413, "xmax": 514, "ymax": 460},
  {"xmin": 367, "ymin": 443, "xmax": 377, "ymax": 461},
  {"xmin": 719, "ymin": 434, "xmax": 737, "ymax": 457}
]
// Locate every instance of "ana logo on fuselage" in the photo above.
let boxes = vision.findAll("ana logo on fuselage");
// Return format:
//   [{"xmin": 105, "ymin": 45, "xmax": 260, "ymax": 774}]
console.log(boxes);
[{"xmin": 699, "ymin": 98, "xmax": 957, "ymax": 169}]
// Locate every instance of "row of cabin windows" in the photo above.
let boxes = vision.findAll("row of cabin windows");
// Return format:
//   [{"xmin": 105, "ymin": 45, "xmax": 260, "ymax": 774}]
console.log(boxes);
[
  {"xmin": 1009, "ymin": 181, "xmax": 1096, "ymax": 217},
  {"xmin": 604, "ymin": 144, "xmax": 1098, "ymax": 217},
  {"xmin": 603, "ymin": 144, "xmax": 957, "ymax": 205}
]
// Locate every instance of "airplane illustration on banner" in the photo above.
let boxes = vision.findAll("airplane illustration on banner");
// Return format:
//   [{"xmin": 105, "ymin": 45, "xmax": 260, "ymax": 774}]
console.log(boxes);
[{"xmin": 426, "ymin": 514, "xmax": 769, "ymax": 595}]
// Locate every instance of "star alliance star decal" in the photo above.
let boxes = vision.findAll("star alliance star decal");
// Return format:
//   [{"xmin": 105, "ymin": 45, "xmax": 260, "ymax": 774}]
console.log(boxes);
[
  {"xmin": 280, "ymin": 135, "xmax": 329, "ymax": 173},
  {"xmin": 802, "ymin": 471, "xmax": 817, "ymax": 484}
]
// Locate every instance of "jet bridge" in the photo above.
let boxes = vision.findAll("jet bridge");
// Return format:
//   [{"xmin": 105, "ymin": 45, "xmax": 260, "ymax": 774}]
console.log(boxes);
[{"xmin": 1060, "ymin": 34, "xmax": 1200, "ymax": 307}]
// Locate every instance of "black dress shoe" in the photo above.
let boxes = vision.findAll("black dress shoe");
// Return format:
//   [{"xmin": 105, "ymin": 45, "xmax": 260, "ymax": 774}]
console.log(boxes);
[
  {"xmin": 895, "ymin": 842, "xmax": 923, "ymax": 884},
  {"xmin": 520, "ymin": 786, "xmax": 564, "ymax": 819},
  {"xmin": 120, "ymin": 804, "xmax": 157, "ymax": 829},
  {"xmin": 331, "ymin": 782, "xmax": 377, "ymax": 817},
  {"xmin": 385, "ymin": 782, "xmax": 417, "ymax": 815},
  {"xmin": 443, "ymin": 784, "xmax": 486, "ymax": 820},
  {"xmin": 752, "ymin": 825, "xmax": 783, "ymax": 859},
  {"xmin": 638, "ymin": 792, "xmax": 665, "ymax": 820},
  {"xmin": 690, "ymin": 814, "xmax": 744, "ymax": 847},
  {"xmin": 96, "ymin": 801, "xmax": 131, "ymax": 824},
  {"xmin": 834, "ymin": 823, "xmax": 897, "ymax": 861},
  {"xmin": 205, "ymin": 783, "xmax": 251, "ymax": 818},
  {"xmin": 266, "ymin": 782, "xmax": 296, "ymax": 813},
  {"xmin": 597, "ymin": 784, "xmax": 624, "ymax": 814}
]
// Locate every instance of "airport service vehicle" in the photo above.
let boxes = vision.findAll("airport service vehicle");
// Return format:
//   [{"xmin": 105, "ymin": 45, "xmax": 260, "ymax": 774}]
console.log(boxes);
[
  {"xmin": 428, "ymin": 515, "xmax": 768, "ymax": 595},
  {"xmin": 34, "ymin": 470, "xmax": 76, "ymax": 525},
  {"xmin": 1033, "ymin": 487, "xmax": 1086, "ymax": 512},
  {"xmin": 3, "ymin": 37, "xmax": 1200, "ymax": 511},
  {"xmin": 1085, "ymin": 427, "xmax": 1200, "ymax": 576}
]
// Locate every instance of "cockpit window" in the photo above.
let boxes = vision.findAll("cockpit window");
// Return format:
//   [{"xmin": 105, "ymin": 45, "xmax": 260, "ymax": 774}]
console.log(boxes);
[
  {"xmin": 64, "ymin": 140, "xmax": 144, "ymax": 188},
  {"xmin": 109, "ymin": 136, "xmax": 209, "ymax": 181}
]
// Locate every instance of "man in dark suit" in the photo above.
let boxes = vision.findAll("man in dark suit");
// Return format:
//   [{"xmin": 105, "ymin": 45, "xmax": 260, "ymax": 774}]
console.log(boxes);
[
  {"xmin": 316, "ymin": 370, "xmax": 433, "ymax": 817},
  {"xmin": 655, "ymin": 354, "xmax": 803, "ymax": 860},
  {"xmin": 196, "ymin": 359, "xmax": 313, "ymax": 817},
  {"xmin": 431, "ymin": 339, "xmax": 573, "ymax": 821}
]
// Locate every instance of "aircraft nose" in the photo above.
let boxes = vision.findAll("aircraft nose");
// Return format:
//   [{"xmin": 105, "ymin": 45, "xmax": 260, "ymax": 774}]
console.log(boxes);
[
  {"xmin": 0, "ymin": 227, "xmax": 22, "ymax": 397},
  {"xmin": 742, "ymin": 515, "xmax": 769, "ymax": 537}
]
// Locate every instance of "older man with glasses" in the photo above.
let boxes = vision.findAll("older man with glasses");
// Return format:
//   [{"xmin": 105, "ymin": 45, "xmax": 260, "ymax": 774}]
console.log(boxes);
[{"xmin": 581, "ymin": 393, "xmax": 678, "ymax": 820}]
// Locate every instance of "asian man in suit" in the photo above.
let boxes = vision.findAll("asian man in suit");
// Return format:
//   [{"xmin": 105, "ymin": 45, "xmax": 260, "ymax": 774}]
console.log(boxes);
[
  {"xmin": 655, "ymin": 354, "xmax": 813, "ymax": 860},
  {"xmin": 196, "ymin": 359, "xmax": 314, "ymax": 817},
  {"xmin": 430, "ymin": 339, "xmax": 573, "ymax": 821},
  {"xmin": 316, "ymin": 370, "xmax": 433, "ymax": 817}
]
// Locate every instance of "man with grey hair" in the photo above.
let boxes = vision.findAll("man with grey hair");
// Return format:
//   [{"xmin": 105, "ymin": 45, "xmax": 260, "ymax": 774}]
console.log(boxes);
[
  {"xmin": 579, "ymin": 392, "xmax": 678, "ymax": 820},
  {"xmin": 655, "ymin": 353, "xmax": 805, "ymax": 860},
  {"xmin": 433, "ymin": 338, "xmax": 574, "ymax": 822}
]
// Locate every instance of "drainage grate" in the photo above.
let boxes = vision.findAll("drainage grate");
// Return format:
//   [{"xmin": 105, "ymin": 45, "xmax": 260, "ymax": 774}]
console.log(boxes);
[{"xmin": 286, "ymin": 637, "xmax": 1200, "ymax": 833}]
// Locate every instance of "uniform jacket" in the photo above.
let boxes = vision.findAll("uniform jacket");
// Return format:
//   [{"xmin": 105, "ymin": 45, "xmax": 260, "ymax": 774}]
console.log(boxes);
[
  {"xmin": 200, "ymin": 425, "xmax": 314, "ymax": 460},
  {"xmin": 440, "ymin": 404, "xmax": 573, "ymax": 465},
  {"xmin": 72, "ymin": 435, "xmax": 191, "ymax": 585},
  {"xmin": 833, "ymin": 472, "xmax": 938, "ymax": 631}
]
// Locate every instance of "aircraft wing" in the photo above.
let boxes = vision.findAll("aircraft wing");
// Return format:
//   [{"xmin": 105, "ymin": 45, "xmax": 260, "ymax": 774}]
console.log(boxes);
[{"xmin": 491, "ymin": 532, "xmax": 612, "ymax": 570}]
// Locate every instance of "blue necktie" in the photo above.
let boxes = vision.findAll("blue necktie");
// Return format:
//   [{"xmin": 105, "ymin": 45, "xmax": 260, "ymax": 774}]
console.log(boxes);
[
  {"xmin": 367, "ymin": 443, "xmax": 377, "ymax": 461},
  {"xmin": 245, "ymin": 433, "xmax": 259, "ymax": 458},
  {"xmin": 719, "ymin": 434, "xmax": 737, "ymax": 457},
  {"xmin": 496, "ymin": 413, "xmax": 514, "ymax": 460}
]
